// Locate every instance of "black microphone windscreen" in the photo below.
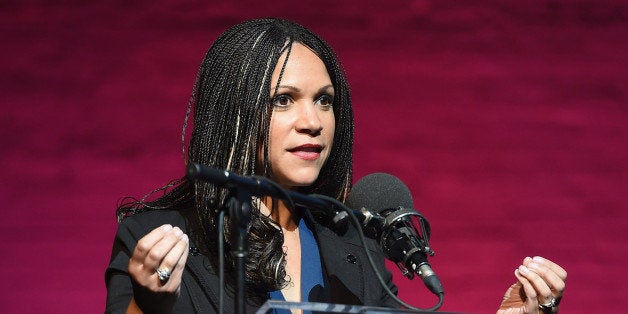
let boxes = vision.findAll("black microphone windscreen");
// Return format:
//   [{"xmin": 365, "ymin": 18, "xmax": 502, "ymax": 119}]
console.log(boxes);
[{"xmin": 346, "ymin": 173, "xmax": 414, "ymax": 214}]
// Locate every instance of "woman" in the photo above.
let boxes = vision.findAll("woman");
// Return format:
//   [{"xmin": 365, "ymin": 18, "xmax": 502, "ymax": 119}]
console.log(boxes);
[{"xmin": 105, "ymin": 18, "xmax": 566, "ymax": 313}]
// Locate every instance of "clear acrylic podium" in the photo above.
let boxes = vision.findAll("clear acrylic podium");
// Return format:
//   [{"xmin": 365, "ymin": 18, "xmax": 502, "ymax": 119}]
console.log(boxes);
[{"xmin": 256, "ymin": 300, "xmax": 462, "ymax": 314}]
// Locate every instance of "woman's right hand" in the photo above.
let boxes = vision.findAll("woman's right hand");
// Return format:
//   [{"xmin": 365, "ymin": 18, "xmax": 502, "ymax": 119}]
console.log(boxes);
[{"xmin": 127, "ymin": 224, "xmax": 189, "ymax": 313}]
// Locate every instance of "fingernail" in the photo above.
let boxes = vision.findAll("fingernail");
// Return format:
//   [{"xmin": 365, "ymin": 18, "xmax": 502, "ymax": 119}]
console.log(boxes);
[
  {"xmin": 163, "ymin": 224, "xmax": 173, "ymax": 231},
  {"xmin": 528, "ymin": 262, "xmax": 539, "ymax": 270},
  {"xmin": 519, "ymin": 265, "xmax": 529, "ymax": 274},
  {"xmin": 523, "ymin": 256, "xmax": 532, "ymax": 263},
  {"xmin": 173, "ymin": 227, "xmax": 183, "ymax": 237},
  {"xmin": 533, "ymin": 256, "xmax": 545, "ymax": 264},
  {"xmin": 182, "ymin": 234, "xmax": 189, "ymax": 242}
]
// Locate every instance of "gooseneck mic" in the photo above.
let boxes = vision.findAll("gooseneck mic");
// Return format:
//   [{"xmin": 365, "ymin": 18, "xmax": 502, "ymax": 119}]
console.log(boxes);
[
  {"xmin": 186, "ymin": 163, "xmax": 344, "ymax": 221},
  {"xmin": 187, "ymin": 163, "xmax": 284, "ymax": 198},
  {"xmin": 346, "ymin": 173, "xmax": 444, "ymax": 296}
]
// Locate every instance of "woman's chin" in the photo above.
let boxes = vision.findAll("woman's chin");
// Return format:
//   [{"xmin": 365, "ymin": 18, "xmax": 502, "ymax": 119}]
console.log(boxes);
[{"xmin": 280, "ymin": 177, "xmax": 319, "ymax": 190}]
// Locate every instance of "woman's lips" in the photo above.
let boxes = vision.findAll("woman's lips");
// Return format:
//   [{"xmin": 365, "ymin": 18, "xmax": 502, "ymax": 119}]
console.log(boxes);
[{"xmin": 288, "ymin": 144, "xmax": 322, "ymax": 160}]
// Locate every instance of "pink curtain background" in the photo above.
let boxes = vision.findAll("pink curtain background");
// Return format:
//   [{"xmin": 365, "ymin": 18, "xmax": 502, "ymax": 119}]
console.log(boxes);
[{"xmin": 2, "ymin": 1, "xmax": 627, "ymax": 313}]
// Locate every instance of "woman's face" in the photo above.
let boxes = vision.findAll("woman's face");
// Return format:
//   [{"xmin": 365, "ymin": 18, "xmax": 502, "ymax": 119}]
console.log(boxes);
[{"xmin": 266, "ymin": 43, "xmax": 335, "ymax": 189}]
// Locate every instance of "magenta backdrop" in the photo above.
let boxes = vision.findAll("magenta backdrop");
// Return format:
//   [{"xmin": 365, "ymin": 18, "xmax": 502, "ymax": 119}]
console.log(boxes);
[{"xmin": 2, "ymin": 1, "xmax": 627, "ymax": 313}]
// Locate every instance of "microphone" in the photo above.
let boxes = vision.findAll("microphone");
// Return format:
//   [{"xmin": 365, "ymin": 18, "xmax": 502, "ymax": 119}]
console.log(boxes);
[
  {"xmin": 187, "ymin": 163, "xmax": 284, "ymax": 198},
  {"xmin": 346, "ymin": 173, "xmax": 444, "ymax": 296},
  {"xmin": 188, "ymin": 164, "xmax": 444, "ymax": 295},
  {"xmin": 186, "ymin": 163, "xmax": 345, "ymax": 223}
]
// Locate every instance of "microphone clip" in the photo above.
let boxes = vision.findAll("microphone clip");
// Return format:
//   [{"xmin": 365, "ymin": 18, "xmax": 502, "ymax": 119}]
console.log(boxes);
[{"xmin": 379, "ymin": 207, "xmax": 434, "ymax": 280}]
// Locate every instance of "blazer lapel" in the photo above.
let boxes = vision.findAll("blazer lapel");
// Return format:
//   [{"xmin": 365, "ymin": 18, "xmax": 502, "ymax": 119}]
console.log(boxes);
[
  {"xmin": 181, "ymin": 208, "xmax": 263, "ymax": 313},
  {"xmin": 184, "ymin": 252, "xmax": 223, "ymax": 313},
  {"xmin": 315, "ymin": 223, "xmax": 367, "ymax": 305},
  {"xmin": 185, "ymin": 246, "xmax": 262, "ymax": 313}
]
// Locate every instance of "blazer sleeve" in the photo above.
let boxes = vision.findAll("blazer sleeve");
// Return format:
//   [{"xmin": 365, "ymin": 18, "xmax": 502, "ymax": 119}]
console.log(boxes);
[{"xmin": 104, "ymin": 210, "xmax": 186, "ymax": 313}]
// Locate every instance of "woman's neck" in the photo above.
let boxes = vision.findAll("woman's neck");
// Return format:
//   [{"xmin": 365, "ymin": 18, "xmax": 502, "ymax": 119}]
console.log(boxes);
[{"xmin": 261, "ymin": 197, "xmax": 298, "ymax": 231}]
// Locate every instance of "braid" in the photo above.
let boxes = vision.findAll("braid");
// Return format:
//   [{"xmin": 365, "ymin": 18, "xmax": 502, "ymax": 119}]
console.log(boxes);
[{"xmin": 116, "ymin": 18, "xmax": 354, "ymax": 294}]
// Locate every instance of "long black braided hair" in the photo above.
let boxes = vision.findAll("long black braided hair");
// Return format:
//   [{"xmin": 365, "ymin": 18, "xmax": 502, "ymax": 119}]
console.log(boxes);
[{"xmin": 116, "ymin": 18, "xmax": 354, "ymax": 294}]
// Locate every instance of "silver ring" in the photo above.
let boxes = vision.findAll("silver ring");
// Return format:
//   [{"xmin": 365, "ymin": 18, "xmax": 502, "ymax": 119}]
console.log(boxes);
[
  {"xmin": 156, "ymin": 268, "xmax": 171, "ymax": 283},
  {"xmin": 538, "ymin": 296, "xmax": 557, "ymax": 312}
]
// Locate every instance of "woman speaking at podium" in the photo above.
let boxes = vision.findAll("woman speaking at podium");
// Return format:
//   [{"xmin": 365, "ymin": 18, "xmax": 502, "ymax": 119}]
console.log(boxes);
[{"xmin": 105, "ymin": 18, "xmax": 567, "ymax": 314}]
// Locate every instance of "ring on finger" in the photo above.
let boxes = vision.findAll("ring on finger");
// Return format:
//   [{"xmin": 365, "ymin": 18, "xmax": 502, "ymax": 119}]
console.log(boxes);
[
  {"xmin": 156, "ymin": 267, "xmax": 171, "ymax": 283},
  {"xmin": 538, "ymin": 296, "xmax": 557, "ymax": 312}
]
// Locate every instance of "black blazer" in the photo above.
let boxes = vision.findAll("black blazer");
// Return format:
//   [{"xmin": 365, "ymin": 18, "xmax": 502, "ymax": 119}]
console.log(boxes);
[{"xmin": 105, "ymin": 209, "xmax": 398, "ymax": 313}]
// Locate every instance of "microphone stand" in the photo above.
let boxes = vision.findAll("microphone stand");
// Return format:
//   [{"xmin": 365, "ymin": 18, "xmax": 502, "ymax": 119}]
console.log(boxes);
[
  {"xmin": 187, "ymin": 164, "xmax": 444, "ymax": 312},
  {"xmin": 227, "ymin": 187, "xmax": 252, "ymax": 314}
]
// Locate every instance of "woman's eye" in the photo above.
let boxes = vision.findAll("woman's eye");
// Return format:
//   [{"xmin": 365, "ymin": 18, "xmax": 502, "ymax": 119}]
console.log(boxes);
[
  {"xmin": 316, "ymin": 95, "xmax": 334, "ymax": 108},
  {"xmin": 272, "ymin": 95, "xmax": 292, "ymax": 108}
]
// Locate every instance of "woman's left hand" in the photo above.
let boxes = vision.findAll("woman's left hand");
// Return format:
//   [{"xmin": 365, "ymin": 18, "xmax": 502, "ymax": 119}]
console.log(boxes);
[{"xmin": 497, "ymin": 256, "xmax": 567, "ymax": 314}]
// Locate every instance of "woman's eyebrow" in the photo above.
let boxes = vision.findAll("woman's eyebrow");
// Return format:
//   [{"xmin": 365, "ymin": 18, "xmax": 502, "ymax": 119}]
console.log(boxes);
[
  {"xmin": 273, "ymin": 85, "xmax": 301, "ymax": 92},
  {"xmin": 318, "ymin": 84, "xmax": 334, "ymax": 94},
  {"xmin": 272, "ymin": 84, "xmax": 334, "ymax": 94}
]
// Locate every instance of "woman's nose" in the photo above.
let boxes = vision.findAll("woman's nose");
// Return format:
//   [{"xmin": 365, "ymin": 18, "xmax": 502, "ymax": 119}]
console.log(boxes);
[{"xmin": 294, "ymin": 102, "xmax": 322, "ymax": 135}]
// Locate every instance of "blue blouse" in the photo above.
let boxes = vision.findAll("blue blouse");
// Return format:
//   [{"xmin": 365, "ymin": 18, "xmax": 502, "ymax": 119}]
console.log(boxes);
[{"xmin": 268, "ymin": 218, "xmax": 325, "ymax": 314}]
